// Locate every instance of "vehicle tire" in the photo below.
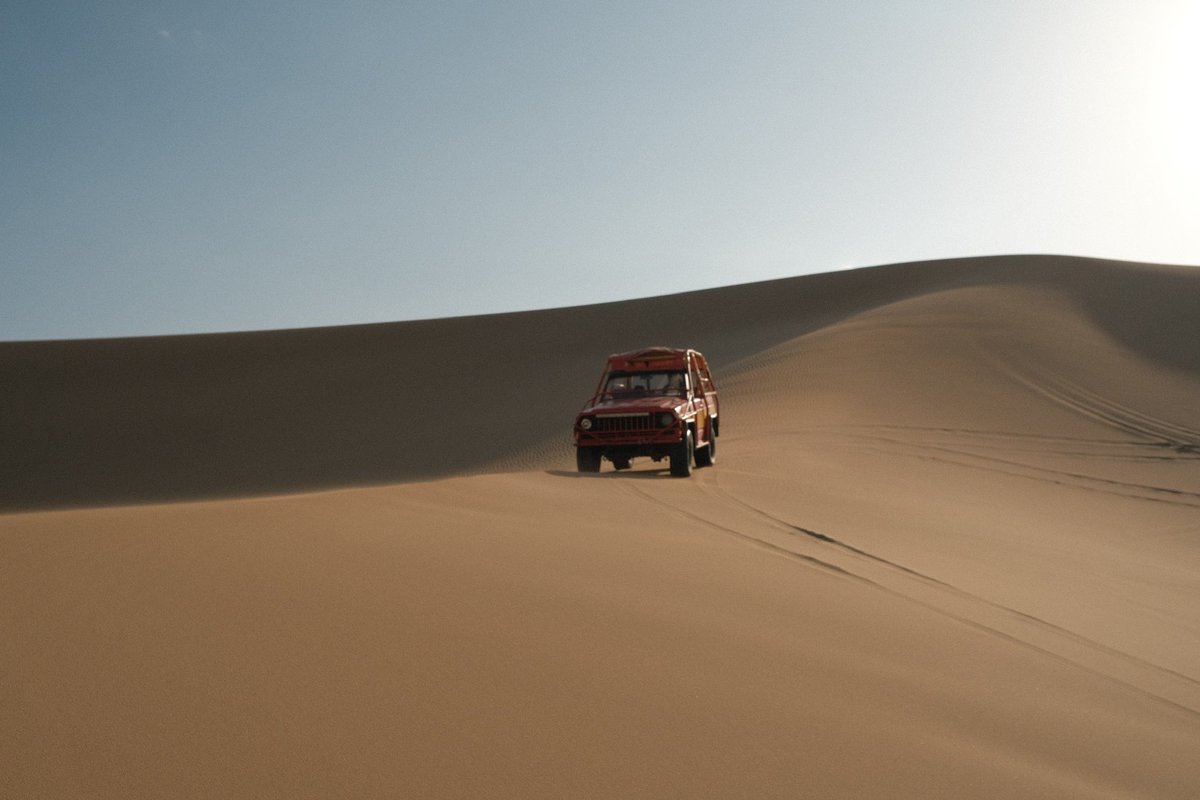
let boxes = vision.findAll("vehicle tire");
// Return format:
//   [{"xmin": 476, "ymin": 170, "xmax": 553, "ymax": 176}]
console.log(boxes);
[
  {"xmin": 612, "ymin": 456, "xmax": 631, "ymax": 471},
  {"xmin": 670, "ymin": 429, "xmax": 694, "ymax": 477},
  {"xmin": 576, "ymin": 447, "xmax": 601, "ymax": 473},
  {"xmin": 695, "ymin": 427, "xmax": 716, "ymax": 468}
]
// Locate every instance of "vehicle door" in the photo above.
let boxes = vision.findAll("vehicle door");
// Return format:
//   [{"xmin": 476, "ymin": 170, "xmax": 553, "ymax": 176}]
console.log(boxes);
[
  {"xmin": 688, "ymin": 353, "xmax": 714, "ymax": 445},
  {"xmin": 696, "ymin": 355, "xmax": 719, "ymax": 429}
]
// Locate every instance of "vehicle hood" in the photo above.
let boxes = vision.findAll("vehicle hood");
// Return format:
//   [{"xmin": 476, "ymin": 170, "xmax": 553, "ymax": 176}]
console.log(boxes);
[{"xmin": 578, "ymin": 396, "xmax": 686, "ymax": 417}]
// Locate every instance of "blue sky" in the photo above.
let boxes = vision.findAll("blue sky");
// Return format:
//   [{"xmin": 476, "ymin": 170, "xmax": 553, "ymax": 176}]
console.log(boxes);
[{"xmin": 3, "ymin": 1, "xmax": 1198, "ymax": 340}]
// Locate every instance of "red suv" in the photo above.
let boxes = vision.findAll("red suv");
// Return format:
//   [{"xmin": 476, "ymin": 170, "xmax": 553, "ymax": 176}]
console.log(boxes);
[{"xmin": 573, "ymin": 347, "xmax": 720, "ymax": 477}]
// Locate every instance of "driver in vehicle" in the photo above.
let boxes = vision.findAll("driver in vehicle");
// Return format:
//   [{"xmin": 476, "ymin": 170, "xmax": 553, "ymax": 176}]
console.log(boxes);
[{"xmin": 604, "ymin": 371, "xmax": 687, "ymax": 397}]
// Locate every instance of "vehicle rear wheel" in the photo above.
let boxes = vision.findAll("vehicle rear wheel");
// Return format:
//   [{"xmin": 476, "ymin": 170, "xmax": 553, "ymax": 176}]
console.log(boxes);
[
  {"xmin": 695, "ymin": 428, "xmax": 716, "ymax": 468},
  {"xmin": 576, "ymin": 447, "xmax": 601, "ymax": 473},
  {"xmin": 670, "ymin": 429, "xmax": 694, "ymax": 477},
  {"xmin": 612, "ymin": 456, "xmax": 631, "ymax": 470}
]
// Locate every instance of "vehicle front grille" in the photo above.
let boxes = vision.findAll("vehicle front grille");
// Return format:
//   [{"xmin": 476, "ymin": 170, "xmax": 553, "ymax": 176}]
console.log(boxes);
[{"xmin": 593, "ymin": 413, "xmax": 653, "ymax": 433}]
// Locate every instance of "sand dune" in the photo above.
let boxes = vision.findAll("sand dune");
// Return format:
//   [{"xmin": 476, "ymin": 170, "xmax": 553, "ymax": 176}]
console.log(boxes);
[
  {"xmin": 2, "ymin": 255, "xmax": 1199, "ymax": 797},
  {"xmin": 5, "ymin": 254, "xmax": 1196, "ymax": 511}
]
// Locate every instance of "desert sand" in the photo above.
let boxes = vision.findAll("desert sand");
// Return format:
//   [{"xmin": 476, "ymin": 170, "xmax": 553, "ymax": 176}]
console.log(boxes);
[{"xmin": 2, "ymin": 254, "xmax": 1198, "ymax": 798}]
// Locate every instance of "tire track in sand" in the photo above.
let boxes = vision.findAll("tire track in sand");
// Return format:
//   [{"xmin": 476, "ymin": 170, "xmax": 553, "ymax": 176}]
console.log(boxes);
[
  {"xmin": 833, "ymin": 431, "xmax": 1200, "ymax": 508},
  {"xmin": 621, "ymin": 476, "xmax": 1200, "ymax": 718},
  {"xmin": 1007, "ymin": 366, "xmax": 1200, "ymax": 451}
]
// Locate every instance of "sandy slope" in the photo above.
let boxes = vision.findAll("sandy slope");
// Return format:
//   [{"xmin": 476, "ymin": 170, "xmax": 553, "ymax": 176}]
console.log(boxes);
[{"xmin": 2, "ymin": 255, "xmax": 1199, "ymax": 797}]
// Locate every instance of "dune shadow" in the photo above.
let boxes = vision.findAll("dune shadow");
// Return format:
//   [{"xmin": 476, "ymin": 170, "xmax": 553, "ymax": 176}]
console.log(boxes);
[{"xmin": 1, "ymin": 263, "xmax": 906, "ymax": 511}]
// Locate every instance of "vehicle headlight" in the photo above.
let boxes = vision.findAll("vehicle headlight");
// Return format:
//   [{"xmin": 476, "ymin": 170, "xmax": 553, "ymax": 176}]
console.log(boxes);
[
  {"xmin": 580, "ymin": 417, "xmax": 593, "ymax": 430},
  {"xmin": 657, "ymin": 413, "xmax": 675, "ymax": 427}
]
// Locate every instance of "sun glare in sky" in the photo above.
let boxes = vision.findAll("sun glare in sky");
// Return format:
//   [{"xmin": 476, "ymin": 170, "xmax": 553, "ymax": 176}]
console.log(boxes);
[{"xmin": 1156, "ymin": 4, "xmax": 1200, "ymax": 176}]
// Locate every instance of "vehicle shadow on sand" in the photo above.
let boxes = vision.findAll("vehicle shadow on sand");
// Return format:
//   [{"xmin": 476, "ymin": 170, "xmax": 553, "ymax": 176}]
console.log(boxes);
[{"xmin": 545, "ymin": 467, "xmax": 676, "ymax": 480}]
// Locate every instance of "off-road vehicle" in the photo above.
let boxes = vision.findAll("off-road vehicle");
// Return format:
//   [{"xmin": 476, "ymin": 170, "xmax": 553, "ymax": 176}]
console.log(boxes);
[{"xmin": 573, "ymin": 347, "xmax": 719, "ymax": 477}]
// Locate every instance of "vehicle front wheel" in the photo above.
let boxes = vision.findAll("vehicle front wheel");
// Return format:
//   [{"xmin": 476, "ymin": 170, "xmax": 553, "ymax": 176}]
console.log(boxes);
[
  {"xmin": 669, "ymin": 429, "xmax": 694, "ymax": 477},
  {"xmin": 576, "ymin": 447, "xmax": 602, "ymax": 473}
]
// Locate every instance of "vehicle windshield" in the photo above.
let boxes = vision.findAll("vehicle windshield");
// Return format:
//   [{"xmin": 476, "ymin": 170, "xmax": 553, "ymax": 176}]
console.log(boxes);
[{"xmin": 600, "ymin": 370, "xmax": 687, "ymax": 399}]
